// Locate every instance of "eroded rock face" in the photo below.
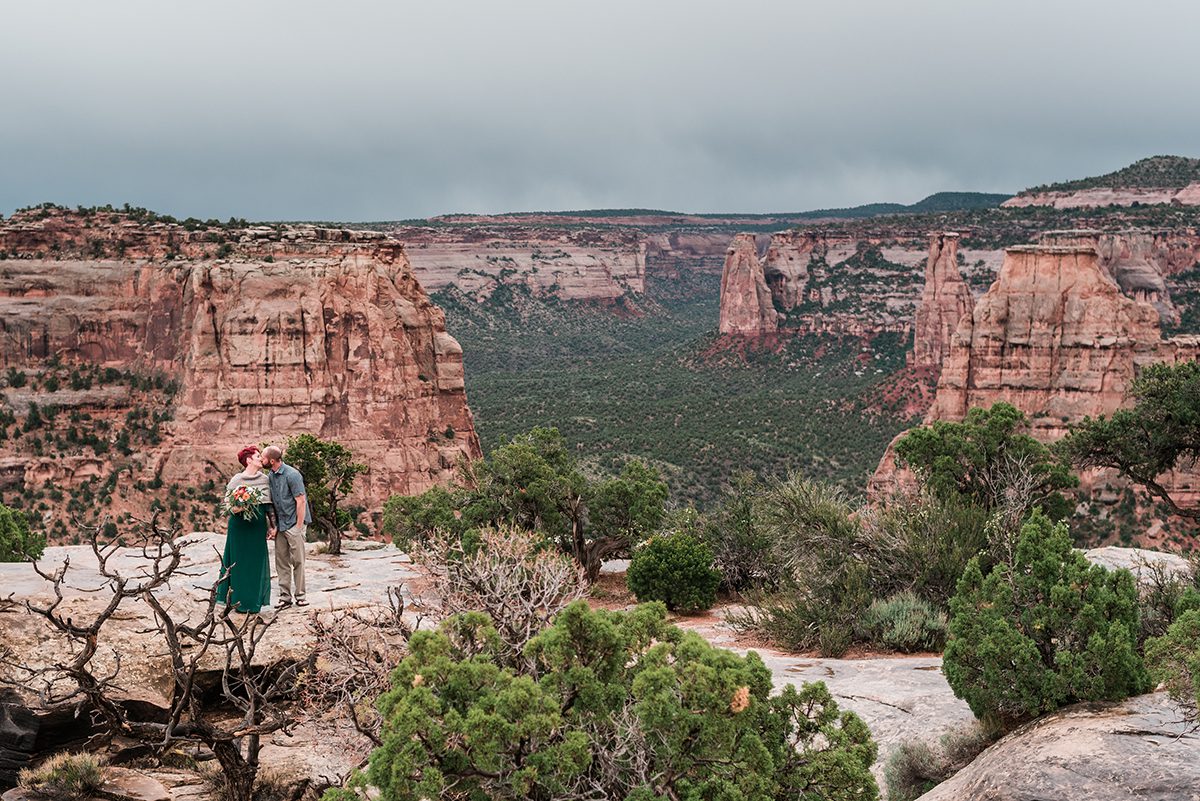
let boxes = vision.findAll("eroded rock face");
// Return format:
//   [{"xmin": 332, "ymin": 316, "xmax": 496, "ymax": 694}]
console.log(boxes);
[
  {"xmin": 927, "ymin": 245, "xmax": 1195, "ymax": 438},
  {"xmin": 1039, "ymin": 229, "xmax": 1200, "ymax": 326},
  {"xmin": 761, "ymin": 231, "xmax": 815, "ymax": 311},
  {"xmin": 916, "ymin": 693, "xmax": 1200, "ymax": 801},
  {"xmin": 395, "ymin": 225, "xmax": 647, "ymax": 302},
  {"xmin": 0, "ymin": 209, "xmax": 480, "ymax": 506},
  {"xmin": 870, "ymin": 242, "xmax": 1200, "ymax": 536},
  {"xmin": 910, "ymin": 233, "xmax": 974, "ymax": 374},
  {"xmin": 718, "ymin": 234, "xmax": 778, "ymax": 335}
]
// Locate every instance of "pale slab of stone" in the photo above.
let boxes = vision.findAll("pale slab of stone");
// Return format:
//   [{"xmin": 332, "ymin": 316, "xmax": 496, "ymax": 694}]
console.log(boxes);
[{"xmin": 917, "ymin": 693, "xmax": 1200, "ymax": 801}]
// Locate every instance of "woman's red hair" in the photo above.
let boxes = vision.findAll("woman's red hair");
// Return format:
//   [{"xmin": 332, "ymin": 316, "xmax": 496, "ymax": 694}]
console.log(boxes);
[{"xmin": 237, "ymin": 445, "xmax": 260, "ymax": 468}]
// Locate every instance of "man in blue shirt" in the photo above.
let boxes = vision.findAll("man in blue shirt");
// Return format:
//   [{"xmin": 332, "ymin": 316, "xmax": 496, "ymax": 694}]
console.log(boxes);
[{"xmin": 262, "ymin": 444, "xmax": 313, "ymax": 608}]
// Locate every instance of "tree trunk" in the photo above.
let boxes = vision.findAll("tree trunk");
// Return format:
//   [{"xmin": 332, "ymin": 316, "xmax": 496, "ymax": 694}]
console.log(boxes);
[
  {"xmin": 211, "ymin": 739, "xmax": 257, "ymax": 801},
  {"xmin": 326, "ymin": 492, "xmax": 343, "ymax": 555}
]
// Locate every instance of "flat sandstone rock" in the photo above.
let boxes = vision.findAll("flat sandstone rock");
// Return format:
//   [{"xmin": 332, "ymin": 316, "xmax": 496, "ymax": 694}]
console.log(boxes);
[{"xmin": 917, "ymin": 692, "xmax": 1200, "ymax": 801}]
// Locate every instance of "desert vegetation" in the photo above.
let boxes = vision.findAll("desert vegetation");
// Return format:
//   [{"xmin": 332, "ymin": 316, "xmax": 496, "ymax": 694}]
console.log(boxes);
[{"xmin": 436, "ymin": 275, "xmax": 917, "ymax": 507}]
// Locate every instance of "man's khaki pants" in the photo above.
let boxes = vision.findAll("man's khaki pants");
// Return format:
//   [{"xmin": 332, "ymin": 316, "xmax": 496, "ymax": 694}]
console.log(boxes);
[{"xmin": 275, "ymin": 524, "xmax": 307, "ymax": 603}]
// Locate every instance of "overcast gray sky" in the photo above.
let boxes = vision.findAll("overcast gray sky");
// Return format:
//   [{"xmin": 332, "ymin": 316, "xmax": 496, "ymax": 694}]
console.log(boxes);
[{"xmin": 1, "ymin": 1, "xmax": 1196, "ymax": 220}]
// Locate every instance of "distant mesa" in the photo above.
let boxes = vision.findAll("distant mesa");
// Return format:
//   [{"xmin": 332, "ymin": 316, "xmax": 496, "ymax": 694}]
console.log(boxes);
[{"xmin": 1005, "ymin": 155, "xmax": 1200, "ymax": 209}]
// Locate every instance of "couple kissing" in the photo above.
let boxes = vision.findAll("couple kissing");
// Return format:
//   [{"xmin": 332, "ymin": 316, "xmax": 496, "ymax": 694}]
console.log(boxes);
[{"xmin": 217, "ymin": 444, "xmax": 313, "ymax": 615}]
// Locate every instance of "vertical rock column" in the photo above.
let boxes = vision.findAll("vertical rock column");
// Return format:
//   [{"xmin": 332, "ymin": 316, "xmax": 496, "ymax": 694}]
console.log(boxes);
[
  {"xmin": 718, "ymin": 233, "xmax": 778, "ymax": 336},
  {"xmin": 909, "ymin": 232, "xmax": 973, "ymax": 375}
]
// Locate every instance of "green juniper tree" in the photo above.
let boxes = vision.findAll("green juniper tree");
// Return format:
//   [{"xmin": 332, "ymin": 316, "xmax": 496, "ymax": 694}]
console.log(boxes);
[
  {"xmin": 284, "ymin": 434, "xmax": 366, "ymax": 556},
  {"xmin": 361, "ymin": 601, "xmax": 878, "ymax": 801},
  {"xmin": 942, "ymin": 511, "xmax": 1148, "ymax": 732},
  {"xmin": 1060, "ymin": 361, "xmax": 1200, "ymax": 520}
]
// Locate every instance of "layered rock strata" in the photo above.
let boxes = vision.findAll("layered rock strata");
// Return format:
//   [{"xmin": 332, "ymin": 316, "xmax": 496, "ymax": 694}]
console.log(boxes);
[
  {"xmin": 927, "ymin": 244, "xmax": 1197, "ymax": 436},
  {"xmin": 0, "ymin": 209, "xmax": 480, "ymax": 507},
  {"xmin": 909, "ymin": 232, "xmax": 974, "ymax": 374},
  {"xmin": 1002, "ymin": 182, "xmax": 1200, "ymax": 209},
  {"xmin": 393, "ymin": 225, "xmax": 646, "ymax": 302},
  {"xmin": 1038, "ymin": 229, "xmax": 1200, "ymax": 326},
  {"xmin": 871, "ymin": 242, "xmax": 1200, "ymax": 523},
  {"xmin": 716, "ymin": 230, "xmax": 924, "ymax": 338}
]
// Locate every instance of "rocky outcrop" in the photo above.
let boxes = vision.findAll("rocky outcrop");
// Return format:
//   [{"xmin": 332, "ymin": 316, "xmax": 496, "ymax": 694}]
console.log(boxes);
[
  {"xmin": 909, "ymin": 233, "xmax": 974, "ymax": 373},
  {"xmin": 916, "ymin": 693, "xmax": 1200, "ymax": 801},
  {"xmin": 0, "ymin": 535, "xmax": 419, "ymax": 791},
  {"xmin": 761, "ymin": 232, "xmax": 816, "ymax": 311},
  {"xmin": 870, "ymin": 241, "xmax": 1200, "ymax": 534},
  {"xmin": 718, "ymin": 234, "xmax": 778, "ymax": 335},
  {"xmin": 0, "ymin": 209, "xmax": 480, "ymax": 509},
  {"xmin": 717, "ymin": 231, "xmax": 928, "ymax": 338},
  {"xmin": 1002, "ymin": 182, "xmax": 1200, "ymax": 209},
  {"xmin": 927, "ymin": 244, "xmax": 1198, "ymax": 438},
  {"xmin": 1039, "ymin": 230, "xmax": 1200, "ymax": 326}
]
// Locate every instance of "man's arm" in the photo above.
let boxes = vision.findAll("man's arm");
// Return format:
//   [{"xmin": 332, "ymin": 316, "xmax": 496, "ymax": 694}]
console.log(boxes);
[{"xmin": 293, "ymin": 493, "xmax": 307, "ymax": 528}]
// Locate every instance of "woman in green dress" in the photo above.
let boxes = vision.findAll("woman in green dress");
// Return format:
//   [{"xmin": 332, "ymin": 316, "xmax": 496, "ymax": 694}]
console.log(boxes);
[{"xmin": 217, "ymin": 445, "xmax": 274, "ymax": 614}]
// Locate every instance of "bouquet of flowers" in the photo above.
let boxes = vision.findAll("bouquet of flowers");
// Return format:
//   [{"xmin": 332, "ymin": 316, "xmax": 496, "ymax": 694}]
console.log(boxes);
[{"xmin": 220, "ymin": 485, "xmax": 270, "ymax": 522}]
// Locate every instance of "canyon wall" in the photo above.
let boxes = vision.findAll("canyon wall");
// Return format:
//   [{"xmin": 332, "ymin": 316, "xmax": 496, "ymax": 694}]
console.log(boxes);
[
  {"xmin": 394, "ymin": 225, "xmax": 646, "ymax": 303},
  {"xmin": 716, "ymin": 230, "xmax": 940, "ymax": 339},
  {"xmin": 926, "ymin": 245, "xmax": 1192, "ymax": 436},
  {"xmin": 1037, "ymin": 229, "xmax": 1200, "ymax": 326},
  {"xmin": 0, "ymin": 208, "xmax": 480, "ymax": 512}
]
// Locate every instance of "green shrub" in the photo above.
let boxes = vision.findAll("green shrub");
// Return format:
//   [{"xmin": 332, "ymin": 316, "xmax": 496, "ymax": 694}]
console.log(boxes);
[
  {"xmin": 943, "ymin": 510, "xmax": 1149, "ymax": 732},
  {"xmin": 381, "ymin": 485, "xmax": 464, "ymax": 549},
  {"xmin": 627, "ymin": 530, "xmax": 720, "ymax": 613},
  {"xmin": 368, "ymin": 601, "xmax": 879, "ymax": 801},
  {"xmin": 863, "ymin": 491, "xmax": 992, "ymax": 607},
  {"xmin": 731, "ymin": 476, "xmax": 878, "ymax": 656},
  {"xmin": 19, "ymin": 752, "xmax": 107, "ymax": 799},
  {"xmin": 1146, "ymin": 609, "xmax": 1200, "ymax": 725},
  {"xmin": 0, "ymin": 502, "xmax": 44, "ymax": 562},
  {"xmin": 1134, "ymin": 555, "xmax": 1200, "ymax": 643},
  {"xmin": 858, "ymin": 591, "xmax": 948, "ymax": 653},
  {"xmin": 894, "ymin": 402, "xmax": 1076, "ymax": 516},
  {"xmin": 702, "ymin": 471, "xmax": 786, "ymax": 593}
]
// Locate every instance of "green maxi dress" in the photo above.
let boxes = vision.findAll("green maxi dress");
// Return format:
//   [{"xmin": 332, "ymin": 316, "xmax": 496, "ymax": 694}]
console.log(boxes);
[{"xmin": 217, "ymin": 472, "xmax": 273, "ymax": 614}]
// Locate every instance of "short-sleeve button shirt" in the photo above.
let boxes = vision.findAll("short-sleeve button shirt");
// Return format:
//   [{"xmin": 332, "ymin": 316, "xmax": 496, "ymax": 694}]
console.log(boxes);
[{"xmin": 269, "ymin": 462, "xmax": 312, "ymax": 531}]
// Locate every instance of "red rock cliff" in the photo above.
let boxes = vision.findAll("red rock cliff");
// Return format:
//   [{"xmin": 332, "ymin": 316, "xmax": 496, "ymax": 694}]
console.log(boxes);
[
  {"xmin": 927, "ymin": 244, "xmax": 1192, "ymax": 437},
  {"xmin": 0, "ymin": 208, "xmax": 480, "ymax": 509},
  {"xmin": 871, "ymin": 241, "xmax": 1200, "ymax": 525}
]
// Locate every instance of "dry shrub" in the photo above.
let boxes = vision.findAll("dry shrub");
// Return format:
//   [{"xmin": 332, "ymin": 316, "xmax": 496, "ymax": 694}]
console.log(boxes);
[
  {"xmin": 883, "ymin": 723, "xmax": 993, "ymax": 801},
  {"xmin": 200, "ymin": 763, "xmax": 299, "ymax": 801},
  {"xmin": 19, "ymin": 752, "xmax": 107, "ymax": 799},
  {"xmin": 298, "ymin": 586, "xmax": 414, "ymax": 747},
  {"xmin": 412, "ymin": 525, "xmax": 586, "ymax": 669}
]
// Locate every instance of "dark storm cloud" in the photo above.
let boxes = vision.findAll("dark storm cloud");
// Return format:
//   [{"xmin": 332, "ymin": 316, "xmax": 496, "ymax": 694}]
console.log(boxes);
[{"xmin": 2, "ymin": 0, "xmax": 1197, "ymax": 220}]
